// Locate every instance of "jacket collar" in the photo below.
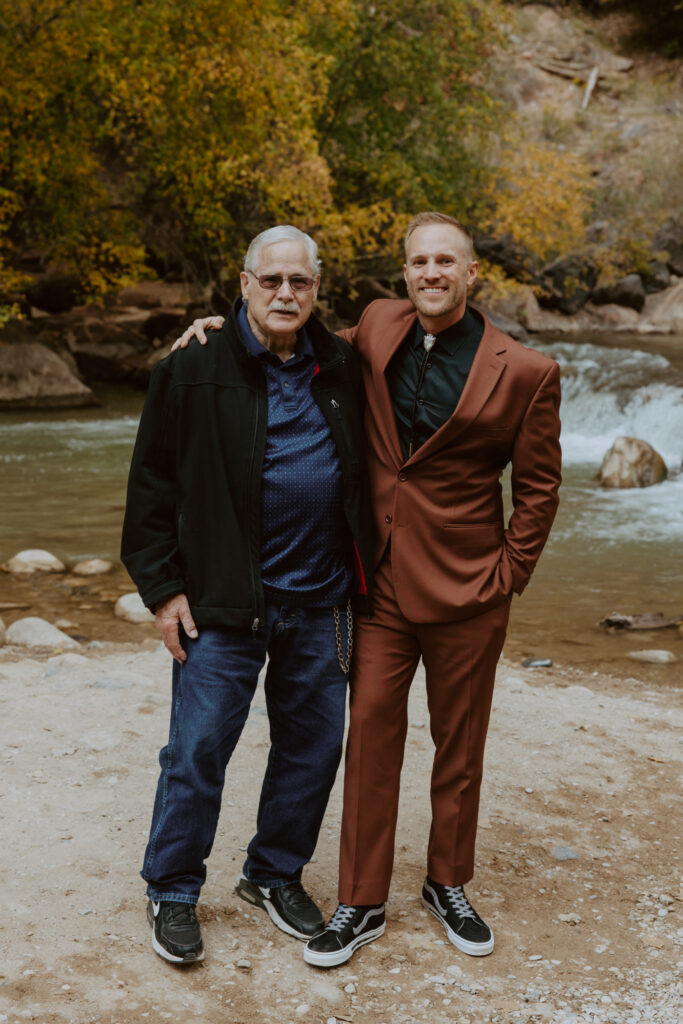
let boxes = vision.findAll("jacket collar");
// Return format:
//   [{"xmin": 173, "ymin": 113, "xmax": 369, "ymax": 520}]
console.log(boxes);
[
  {"xmin": 368, "ymin": 300, "xmax": 509, "ymax": 468},
  {"xmin": 230, "ymin": 298, "xmax": 344, "ymax": 372}
]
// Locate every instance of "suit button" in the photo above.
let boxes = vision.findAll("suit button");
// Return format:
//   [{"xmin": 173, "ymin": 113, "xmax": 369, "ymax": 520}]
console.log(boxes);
[
  {"xmin": 398, "ymin": 471, "xmax": 407, "ymax": 481},
  {"xmin": 385, "ymin": 514, "xmax": 392, "ymax": 523}
]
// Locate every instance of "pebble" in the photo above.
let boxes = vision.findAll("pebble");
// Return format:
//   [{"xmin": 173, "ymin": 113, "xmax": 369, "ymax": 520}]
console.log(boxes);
[
  {"xmin": 6, "ymin": 617, "xmax": 81, "ymax": 650},
  {"xmin": 559, "ymin": 913, "xmax": 582, "ymax": 925},
  {"xmin": 522, "ymin": 657, "xmax": 553, "ymax": 667},
  {"xmin": 528, "ymin": 954, "xmax": 543, "ymax": 961},
  {"xmin": 551, "ymin": 846, "xmax": 579, "ymax": 861},
  {"xmin": 295, "ymin": 1005, "xmax": 310, "ymax": 1016},
  {"xmin": 4, "ymin": 548, "xmax": 66, "ymax": 574},
  {"xmin": 627, "ymin": 649, "xmax": 677, "ymax": 664},
  {"xmin": 72, "ymin": 558, "xmax": 114, "ymax": 575},
  {"xmin": 344, "ymin": 983, "xmax": 356, "ymax": 993},
  {"xmin": 114, "ymin": 592, "xmax": 155, "ymax": 624},
  {"xmin": 236, "ymin": 958, "xmax": 251, "ymax": 969}
]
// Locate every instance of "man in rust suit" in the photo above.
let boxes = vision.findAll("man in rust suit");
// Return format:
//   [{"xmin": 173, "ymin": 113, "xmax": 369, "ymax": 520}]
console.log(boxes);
[{"xmin": 175, "ymin": 211, "xmax": 562, "ymax": 967}]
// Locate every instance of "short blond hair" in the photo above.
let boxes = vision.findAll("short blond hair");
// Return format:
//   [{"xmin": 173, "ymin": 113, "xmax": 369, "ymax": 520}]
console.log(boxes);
[{"xmin": 405, "ymin": 212, "xmax": 475, "ymax": 259}]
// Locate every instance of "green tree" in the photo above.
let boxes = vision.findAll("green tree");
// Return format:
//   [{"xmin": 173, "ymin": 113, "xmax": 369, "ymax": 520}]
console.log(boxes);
[{"xmin": 0, "ymin": 0, "xmax": 506, "ymax": 300}]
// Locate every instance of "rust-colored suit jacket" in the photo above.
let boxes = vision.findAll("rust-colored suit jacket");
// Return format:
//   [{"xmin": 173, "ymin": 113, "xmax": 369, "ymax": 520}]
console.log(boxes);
[{"xmin": 338, "ymin": 299, "xmax": 562, "ymax": 623}]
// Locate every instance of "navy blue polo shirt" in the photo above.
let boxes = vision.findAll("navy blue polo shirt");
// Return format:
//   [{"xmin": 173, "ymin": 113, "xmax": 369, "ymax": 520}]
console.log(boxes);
[{"xmin": 238, "ymin": 304, "xmax": 352, "ymax": 607}]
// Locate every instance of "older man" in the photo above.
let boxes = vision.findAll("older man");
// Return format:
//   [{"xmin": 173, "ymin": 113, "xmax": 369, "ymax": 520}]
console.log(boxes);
[
  {"xmin": 175, "ymin": 211, "xmax": 562, "ymax": 967},
  {"xmin": 122, "ymin": 225, "xmax": 373, "ymax": 964}
]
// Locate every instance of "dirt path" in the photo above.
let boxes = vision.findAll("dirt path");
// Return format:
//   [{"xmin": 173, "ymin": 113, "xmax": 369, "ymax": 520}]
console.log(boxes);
[{"xmin": 0, "ymin": 641, "xmax": 680, "ymax": 1024}]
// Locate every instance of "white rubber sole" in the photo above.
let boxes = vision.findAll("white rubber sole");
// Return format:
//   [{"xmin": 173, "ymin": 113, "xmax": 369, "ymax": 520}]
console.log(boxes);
[
  {"xmin": 235, "ymin": 878, "xmax": 320, "ymax": 941},
  {"xmin": 422, "ymin": 898, "xmax": 494, "ymax": 956},
  {"xmin": 303, "ymin": 923, "xmax": 386, "ymax": 967},
  {"xmin": 151, "ymin": 928, "xmax": 205, "ymax": 963}
]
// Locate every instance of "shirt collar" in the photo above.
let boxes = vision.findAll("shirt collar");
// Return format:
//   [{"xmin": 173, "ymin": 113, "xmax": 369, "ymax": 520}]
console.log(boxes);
[
  {"xmin": 414, "ymin": 305, "xmax": 477, "ymax": 355},
  {"xmin": 238, "ymin": 302, "xmax": 315, "ymax": 364}
]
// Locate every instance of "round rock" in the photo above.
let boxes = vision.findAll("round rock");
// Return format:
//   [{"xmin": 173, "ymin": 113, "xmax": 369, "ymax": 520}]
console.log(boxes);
[
  {"xmin": 115, "ymin": 592, "xmax": 155, "ymax": 624},
  {"xmin": 627, "ymin": 649, "xmax": 677, "ymax": 664},
  {"xmin": 4, "ymin": 549, "xmax": 66, "ymax": 574},
  {"xmin": 72, "ymin": 558, "xmax": 114, "ymax": 576},
  {"xmin": 598, "ymin": 436, "xmax": 668, "ymax": 489},
  {"xmin": 6, "ymin": 616, "xmax": 81, "ymax": 649}
]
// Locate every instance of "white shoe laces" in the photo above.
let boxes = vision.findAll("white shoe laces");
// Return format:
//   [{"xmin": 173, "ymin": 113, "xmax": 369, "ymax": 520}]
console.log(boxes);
[
  {"xmin": 443, "ymin": 885, "xmax": 477, "ymax": 920},
  {"xmin": 327, "ymin": 903, "xmax": 356, "ymax": 932}
]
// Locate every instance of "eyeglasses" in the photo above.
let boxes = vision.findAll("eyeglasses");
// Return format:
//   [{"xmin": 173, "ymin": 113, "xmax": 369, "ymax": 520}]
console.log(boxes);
[{"xmin": 247, "ymin": 271, "xmax": 316, "ymax": 292}]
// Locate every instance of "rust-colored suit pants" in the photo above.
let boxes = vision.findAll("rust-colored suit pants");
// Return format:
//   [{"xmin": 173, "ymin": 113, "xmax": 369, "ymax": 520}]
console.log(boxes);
[{"xmin": 339, "ymin": 551, "xmax": 511, "ymax": 905}]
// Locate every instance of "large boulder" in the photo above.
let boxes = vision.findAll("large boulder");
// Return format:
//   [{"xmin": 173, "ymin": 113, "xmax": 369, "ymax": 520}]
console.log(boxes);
[
  {"xmin": 598, "ymin": 437, "xmax": 668, "ymax": 489},
  {"xmin": 521, "ymin": 292, "xmax": 638, "ymax": 333},
  {"xmin": 643, "ymin": 260, "xmax": 671, "ymax": 294},
  {"xmin": 117, "ymin": 280, "xmax": 194, "ymax": 309},
  {"xmin": 538, "ymin": 256, "xmax": 597, "ymax": 315},
  {"xmin": 638, "ymin": 280, "xmax": 683, "ymax": 334},
  {"xmin": 6, "ymin": 616, "xmax": 81, "ymax": 649},
  {"xmin": 474, "ymin": 233, "xmax": 538, "ymax": 284},
  {"xmin": 653, "ymin": 220, "xmax": 683, "ymax": 277},
  {"xmin": 0, "ymin": 338, "xmax": 96, "ymax": 409},
  {"xmin": 26, "ymin": 270, "xmax": 82, "ymax": 314},
  {"xmin": 4, "ymin": 549, "xmax": 66, "ymax": 574},
  {"xmin": 591, "ymin": 274, "xmax": 646, "ymax": 312}
]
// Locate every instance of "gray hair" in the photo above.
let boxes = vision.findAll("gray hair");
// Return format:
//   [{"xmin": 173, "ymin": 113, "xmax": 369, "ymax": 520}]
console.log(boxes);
[{"xmin": 244, "ymin": 225, "xmax": 321, "ymax": 277}]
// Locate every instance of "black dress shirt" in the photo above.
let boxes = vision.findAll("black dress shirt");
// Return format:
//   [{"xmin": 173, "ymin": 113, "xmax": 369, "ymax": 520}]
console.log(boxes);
[{"xmin": 386, "ymin": 305, "xmax": 484, "ymax": 460}]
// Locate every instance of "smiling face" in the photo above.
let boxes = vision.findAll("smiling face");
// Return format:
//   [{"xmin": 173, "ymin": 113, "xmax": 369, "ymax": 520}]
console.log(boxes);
[
  {"xmin": 240, "ymin": 239, "xmax": 320, "ymax": 356},
  {"xmin": 403, "ymin": 223, "xmax": 479, "ymax": 332}
]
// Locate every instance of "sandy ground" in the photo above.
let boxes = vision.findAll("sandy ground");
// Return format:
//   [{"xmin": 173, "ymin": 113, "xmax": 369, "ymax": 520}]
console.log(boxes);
[{"xmin": 0, "ymin": 628, "xmax": 680, "ymax": 1024}]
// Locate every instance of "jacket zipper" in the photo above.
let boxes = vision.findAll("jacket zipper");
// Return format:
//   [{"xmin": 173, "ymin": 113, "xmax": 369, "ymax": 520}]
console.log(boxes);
[{"xmin": 247, "ymin": 382, "xmax": 263, "ymax": 633}]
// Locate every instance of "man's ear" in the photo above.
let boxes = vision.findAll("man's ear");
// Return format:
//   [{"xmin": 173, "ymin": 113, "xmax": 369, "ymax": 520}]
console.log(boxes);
[
  {"xmin": 467, "ymin": 261, "xmax": 479, "ymax": 287},
  {"xmin": 239, "ymin": 270, "xmax": 249, "ymax": 301},
  {"xmin": 312, "ymin": 274, "xmax": 321, "ymax": 301}
]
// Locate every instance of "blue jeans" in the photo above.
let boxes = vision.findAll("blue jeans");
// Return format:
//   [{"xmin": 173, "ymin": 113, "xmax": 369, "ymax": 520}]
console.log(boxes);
[{"xmin": 142, "ymin": 603, "xmax": 349, "ymax": 904}]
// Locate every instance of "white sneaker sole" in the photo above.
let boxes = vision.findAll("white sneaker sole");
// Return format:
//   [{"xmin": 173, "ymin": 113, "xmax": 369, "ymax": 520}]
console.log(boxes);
[
  {"xmin": 422, "ymin": 898, "xmax": 494, "ymax": 956},
  {"xmin": 151, "ymin": 929, "xmax": 204, "ymax": 964},
  {"xmin": 303, "ymin": 923, "xmax": 386, "ymax": 967},
  {"xmin": 236, "ymin": 877, "xmax": 322, "ymax": 942}
]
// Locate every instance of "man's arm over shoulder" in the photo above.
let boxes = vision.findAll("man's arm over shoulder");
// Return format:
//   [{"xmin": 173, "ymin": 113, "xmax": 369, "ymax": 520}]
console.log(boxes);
[
  {"xmin": 121, "ymin": 360, "xmax": 186, "ymax": 610},
  {"xmin": 503, "ymin": 357, "xmax": 562, "ymax": 595}
]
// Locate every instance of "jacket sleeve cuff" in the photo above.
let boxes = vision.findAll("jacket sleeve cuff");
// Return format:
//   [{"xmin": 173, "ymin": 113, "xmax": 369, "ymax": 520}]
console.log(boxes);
[{"xmin": 140, "ymin": 581, "xmax": 186, "ymax": 612}]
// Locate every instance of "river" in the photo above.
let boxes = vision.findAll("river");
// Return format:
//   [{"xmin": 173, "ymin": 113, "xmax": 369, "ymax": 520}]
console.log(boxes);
[{"xmin": 1, "ymin": 334, "xmax": 682, "ymax": 670}]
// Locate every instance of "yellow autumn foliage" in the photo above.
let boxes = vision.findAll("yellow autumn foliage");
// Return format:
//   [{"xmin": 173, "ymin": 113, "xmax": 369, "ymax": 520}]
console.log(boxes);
[
  {"xmin": 482, "ymin": 145, "xmax": 594, "ymax": 265},
  {"xmin": 0, "ymin": 0, "xmax": 511, "ymax": 301}
]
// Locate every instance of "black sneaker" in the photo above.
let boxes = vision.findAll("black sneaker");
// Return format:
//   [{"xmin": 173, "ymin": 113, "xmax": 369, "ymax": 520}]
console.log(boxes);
[
  {"xmin": 303, "ymin": 902, "xmax": 385, "ymax": 967},
  {"xmin": 422, "ymin": 877, "xmax": 494, "ymax": 956},
  {"xmin": 235, "ymin": 875, "xmax": 324, "ymax": 940},
  {"xmin": 147, "ymin": 899, "xmax": 204, "ymax": 964}
]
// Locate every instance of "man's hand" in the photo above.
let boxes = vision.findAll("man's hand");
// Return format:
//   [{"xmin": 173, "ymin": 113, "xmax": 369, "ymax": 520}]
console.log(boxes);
[
  {"xmin": 172, "ymin": 316, "xmax": 225, "ymax": 351},
  {"xmin": 155, "ymin": 593, "xmax": 198, "ymax": 663}
]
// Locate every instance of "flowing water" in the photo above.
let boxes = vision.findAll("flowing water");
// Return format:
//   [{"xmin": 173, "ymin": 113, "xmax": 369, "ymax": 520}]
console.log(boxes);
[{"xmin": 1, "ymin": 337, "xmax": 682, "ymax": 669}]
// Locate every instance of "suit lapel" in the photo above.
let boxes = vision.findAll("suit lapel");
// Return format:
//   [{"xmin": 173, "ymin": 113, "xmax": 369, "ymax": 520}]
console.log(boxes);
[
  {"xmin": 406, "ymin": 313, "xmax": 508, "ymax": 467},
  {"xmin": 369, "ymin": 306, "xmax": 416, "ymax": 467}
]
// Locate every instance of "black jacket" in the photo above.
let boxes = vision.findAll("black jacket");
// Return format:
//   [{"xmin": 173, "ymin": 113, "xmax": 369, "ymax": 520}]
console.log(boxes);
[{"xmin": 121, "ymin": 301, "xmax": 374, "ymax": 629}]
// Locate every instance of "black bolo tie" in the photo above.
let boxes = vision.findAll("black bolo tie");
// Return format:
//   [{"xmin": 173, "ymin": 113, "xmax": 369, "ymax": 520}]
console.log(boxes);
[{"xmin": 407, "ymin": 332, "xmax": 436, "ymax": 458}]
